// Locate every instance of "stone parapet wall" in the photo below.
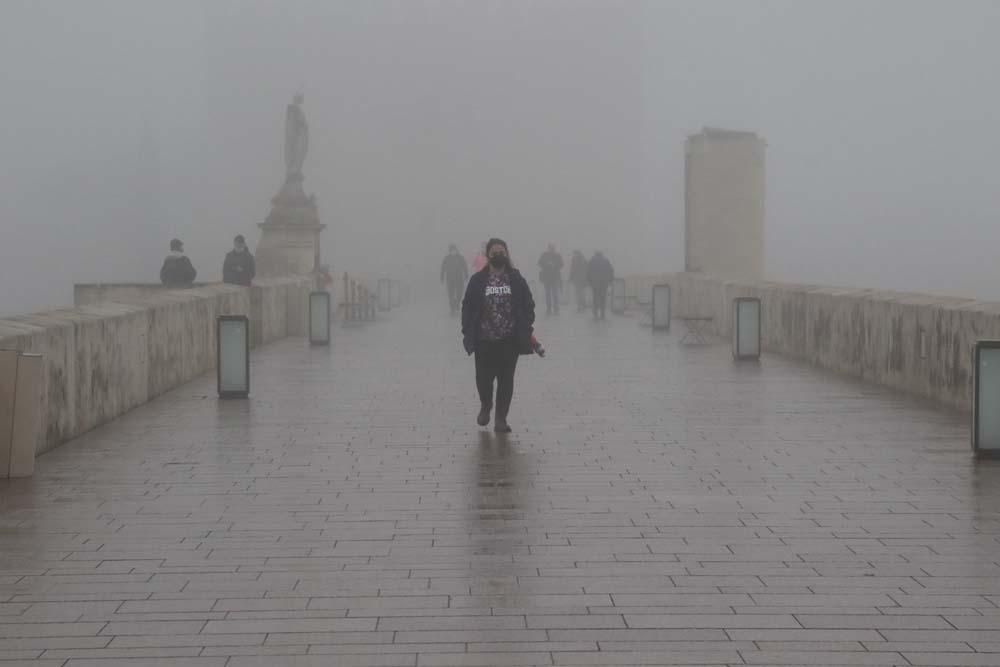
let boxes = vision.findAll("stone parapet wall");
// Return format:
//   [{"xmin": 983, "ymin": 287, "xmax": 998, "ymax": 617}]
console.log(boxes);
[
  {"xmin": 0, "ymin": 277, "xmax": 312, "ymax": 454},
  {"xmin": 625, "ymin": 272, "xmax": 996, "ymax": 413},
  {"xmin": 74, "ymin": 283, "xmax": 212, "ymax": 307}
]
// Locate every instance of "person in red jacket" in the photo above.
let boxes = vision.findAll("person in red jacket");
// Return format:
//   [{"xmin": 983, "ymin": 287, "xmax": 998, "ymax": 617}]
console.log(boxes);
[{"xmin": 470, "ymin": 243, "xmax": 488, "ymax": 274}]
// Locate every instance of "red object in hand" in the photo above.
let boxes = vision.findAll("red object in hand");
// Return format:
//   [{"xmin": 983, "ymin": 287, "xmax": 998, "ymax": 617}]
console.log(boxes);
[{"xmin": 530, "ymin": 334, "xmax": 546, "ymax": 358}]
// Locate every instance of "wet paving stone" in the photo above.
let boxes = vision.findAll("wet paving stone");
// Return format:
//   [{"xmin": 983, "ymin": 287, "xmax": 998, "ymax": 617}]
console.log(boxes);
[{"xmin": 1, "ymin": 306, "xmax": 999, "ymax": 665}]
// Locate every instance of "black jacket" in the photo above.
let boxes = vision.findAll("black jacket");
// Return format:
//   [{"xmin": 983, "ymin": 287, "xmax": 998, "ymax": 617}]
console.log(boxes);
[
  {"xmin": 587, "ymin": 254, "xmax": 614, "ymax": 288},
  {"xmin": 461, "ymin": 267, "xmax": 536, "ymax": 355},
  {"xmin": 223, "ymin": 250, "xmax": 256, "ymax": 286},
  {"xmin": 160, "ymin": 253, "xmax": 197, "ymax": 287},
  {"xmin": 440, "ymin": 253, "xmax": 469, "ymax": 285},
  {"xmin": 538, "ymin": 250, "xmax": 564, "ymax": 285}
]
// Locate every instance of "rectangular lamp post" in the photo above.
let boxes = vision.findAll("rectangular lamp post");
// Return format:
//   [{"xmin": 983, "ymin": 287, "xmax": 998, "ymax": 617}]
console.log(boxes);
[
  {"xmin": 611, "ymin": 278, "xmax": 626, "ymax": 315},
  {"xmin": 974, "ymin": 340, "xmax": 1000, "ymax": 456},
  {"xmin": 733, "ymin": 297, "xmax": 762, "ymax": 360},
  {"xmin": 217, "ymin": 315, "xmax": 250, "ymax": 399},
  {"xmin": 309, "ymin": 291, "xmax": 331, "ymax": 345},
  {"xmin": 0, "ymin": 350, "xmax": 16, "ymax": 477},
  {"xmin": 9, "ymin": 353, "xmax": 41, "ymax": 478},
  {"xmin": 1, "ymin": 350, "xmax": 43, "ymax": 478},
  {"xmin": 652, "ymin": 284, "xmax": 671, "ymax": 331}
]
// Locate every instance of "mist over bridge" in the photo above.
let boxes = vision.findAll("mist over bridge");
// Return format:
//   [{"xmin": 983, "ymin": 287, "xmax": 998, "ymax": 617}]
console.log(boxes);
[{"xmin": 2, "ymin": 129, "xmax": 1000, "ymax": 666}]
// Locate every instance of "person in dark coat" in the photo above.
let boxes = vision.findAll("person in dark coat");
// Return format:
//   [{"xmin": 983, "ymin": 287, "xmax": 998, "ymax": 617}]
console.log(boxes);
[
  {"xmin": 222, "ymin": 235, "xmax": 256, "ymax": 286},
  {"xmin": 587, "ymin": 251, "xmax": 614, "ymax": 320},
  {"xmin": 440, "ymin": 243, "xmax": 469, "ymax": 315},
  {"xmin": 537, "ymin": 243, "xmax": 564, "ymax": 315},
  {"xmin": 461, "ymin": 238, "xmax": 536, "ymax": 433},
  {"xmin": 160, "ymin": 238, "xmax": 197, "ymax": 287},
  {"xmin": 568, "ymin": 250, "xmax": 589, "ymax": 312}
]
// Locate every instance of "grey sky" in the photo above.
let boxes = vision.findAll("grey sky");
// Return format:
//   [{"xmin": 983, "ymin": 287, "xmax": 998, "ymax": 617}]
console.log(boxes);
[{"xmin": 2, "ymin": 1, "xmax": 998, "ymax": 316}]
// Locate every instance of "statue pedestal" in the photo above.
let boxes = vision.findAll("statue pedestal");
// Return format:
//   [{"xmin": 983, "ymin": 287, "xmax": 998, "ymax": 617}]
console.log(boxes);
[{"xmin": 256, "ymin": 177, "xmax": 325, "ymax": 278}]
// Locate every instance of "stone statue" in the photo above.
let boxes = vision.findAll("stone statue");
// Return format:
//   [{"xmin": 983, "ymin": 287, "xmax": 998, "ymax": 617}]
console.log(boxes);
[
  {"xmin": 258, "ymin": 91, "xmax": 325, "ymax": 279},
  {"xmin": 284, "ymin": 93, "xmax": 308, "ymax": 183}
]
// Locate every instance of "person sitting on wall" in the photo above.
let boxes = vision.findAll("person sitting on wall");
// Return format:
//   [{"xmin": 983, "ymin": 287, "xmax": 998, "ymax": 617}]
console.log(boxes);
[
  {"xmin": 222, "ymin": 234, "xmax": 256, "ymax": 286},
  {"xmin": 160, "ymin": 238, "xmax": 197, "ymax": 287}
]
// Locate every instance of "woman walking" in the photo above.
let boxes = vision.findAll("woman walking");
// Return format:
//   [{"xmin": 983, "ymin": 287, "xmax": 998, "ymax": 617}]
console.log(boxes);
[{"xmin": 461, "ymin": 238, "xmax": 536, "ymax": 433}]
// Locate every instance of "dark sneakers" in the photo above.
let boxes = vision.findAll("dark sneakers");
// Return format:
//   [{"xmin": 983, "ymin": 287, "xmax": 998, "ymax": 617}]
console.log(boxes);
[
  {"xmin": 494, "ymin": 418, "xmax": 512, "ymax": 433},
  {"xmin": 477, "ymin": 404, "xmax": 492, "ymax": 427}
]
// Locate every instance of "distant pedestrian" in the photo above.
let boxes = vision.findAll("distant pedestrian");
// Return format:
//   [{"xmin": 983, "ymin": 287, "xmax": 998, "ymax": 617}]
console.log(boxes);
[
  {"xmin": 461, "ymin": 238, "xmax": 536, "ymax": 433},
  {"xmin": 538, "ymin": 243, "xmax": 564, "ymax": 315},
  {"xmin": 569, "ymin": 250, "xmax": 589, "ymax": 312},
  {"xmin": 440, "ymin": 243, "xmax": 469, "ymax": 315},
  {"xmin": 222, "ymin": 235, "xmax": 255, "ymax": 286},
  {"xmin": 160, "ymin": 238, "xmax": 197, "ymax": 287},
  {"xmin": 587, "ymin": 251, "xmax": 614, "ymax": 320}
]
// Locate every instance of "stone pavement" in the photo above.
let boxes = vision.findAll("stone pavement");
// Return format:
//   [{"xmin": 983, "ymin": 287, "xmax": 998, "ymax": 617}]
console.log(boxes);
[{"xmin": 2, "ymin": 303, "xmax": 1000, "ymax": 666}]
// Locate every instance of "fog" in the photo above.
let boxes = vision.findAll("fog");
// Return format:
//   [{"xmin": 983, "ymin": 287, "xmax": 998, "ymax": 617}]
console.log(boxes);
[{"xmin": 2, "ymin": 1, "xmax": 999, "ymax": 317}]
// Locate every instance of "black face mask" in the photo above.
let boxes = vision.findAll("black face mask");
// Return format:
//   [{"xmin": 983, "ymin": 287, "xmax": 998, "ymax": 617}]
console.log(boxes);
[{"xmin": 489, "ymin": 255, "xmax": 508, "ymax": 269}]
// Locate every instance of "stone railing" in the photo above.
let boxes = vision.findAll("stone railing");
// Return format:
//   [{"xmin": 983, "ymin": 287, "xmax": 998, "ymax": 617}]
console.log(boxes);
[
  {"xmin": 621, "ymin": 273, "xmax": 673, "ymax": 308},
  {"xmin": 74, "ymin": 283, "xmax": 213, "ymax": 307},
  {"xmin": 0, "ymin": 277, "xmax": 312, "ymax": 455},
  {"xmin": 624, "ymin": 272, "xmax": 995, "ymax": 413},
  {"xmin": 338, "ymin": 272, "xmax": 378, "ymax": 322}
]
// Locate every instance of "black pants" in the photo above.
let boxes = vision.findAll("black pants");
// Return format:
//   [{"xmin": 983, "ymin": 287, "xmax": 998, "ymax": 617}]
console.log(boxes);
[
  {"xmin": 447, "ymin": 280, "xmax": 464, "ymax": 313},
  {"xmin": 475, "ymin": 339, "xmax": 519, "ymax": 419},
  {"xmin": 544, "ymin": 281, "xmax": 560, "ymax": 314},
  {"xmin": 593, "ymin": 284, "xmax": 608, "ymax": 319}
]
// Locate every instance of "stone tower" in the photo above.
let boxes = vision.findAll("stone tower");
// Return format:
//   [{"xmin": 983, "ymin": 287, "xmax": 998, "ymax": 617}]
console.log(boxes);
[{"xmin": 684, "ymin": 127, "xmax": 766, "ymax": 281}]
